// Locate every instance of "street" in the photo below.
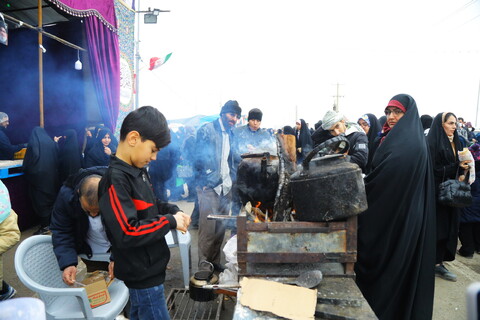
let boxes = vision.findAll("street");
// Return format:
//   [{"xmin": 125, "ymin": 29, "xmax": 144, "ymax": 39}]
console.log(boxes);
[{"xmin": 3, "ymin": 200, "xmax": 480, "ymax": 319}]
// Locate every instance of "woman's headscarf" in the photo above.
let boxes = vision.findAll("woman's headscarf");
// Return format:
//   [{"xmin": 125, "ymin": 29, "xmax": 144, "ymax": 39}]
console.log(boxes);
[
  {"xmin": 83, "ymin": 128, "xmax": 118, "ymax": 168},
  {"xmin": 356, "ymin": 94, "xmax": 436, "ymax": 319},
  {"xmin": 295, "ymin": 119, "xmax": 313, "ymax": 162},
  {"xmin": 420, "ymin": 114, "xmax": 433, "ymax": 131},
  {"xmin": 378, "ymin": 115, "xmax": 386, "ymax": 127},
  {"xmin": 427, "ymin": 112, "xmax": 461, "ymax": 170},
  {"xmin": 360, "ymin": 113, "xmax": 382, "ymax": 174}
]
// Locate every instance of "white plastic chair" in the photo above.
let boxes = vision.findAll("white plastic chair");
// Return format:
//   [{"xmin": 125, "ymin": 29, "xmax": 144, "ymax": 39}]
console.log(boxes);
[
  {"xmin": 165, "ymin": 229, "xmax": 192, "ymax": 288},
  {"xmin": 14, "ymin": 235, "xmax": 129, "ymax": 320},
  {"xmin": 80, "ymin": 229, "xmax": 192, "ymax": 288}
]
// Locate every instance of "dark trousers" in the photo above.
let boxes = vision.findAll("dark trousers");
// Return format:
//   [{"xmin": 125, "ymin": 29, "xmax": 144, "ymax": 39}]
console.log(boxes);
[
  {"xmin": 458, "ymin": 222, "xmax": 480, "ymax": 256},
  {"xmin": 196, "ymin": 187, "xmax": 231, "ymax": 265}
]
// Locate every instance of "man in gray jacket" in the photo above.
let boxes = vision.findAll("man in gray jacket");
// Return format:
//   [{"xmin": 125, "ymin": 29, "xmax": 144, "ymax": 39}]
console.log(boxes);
[{"xmin": 194, "ymin": 100, "xmax": 241, "ymax": 271}]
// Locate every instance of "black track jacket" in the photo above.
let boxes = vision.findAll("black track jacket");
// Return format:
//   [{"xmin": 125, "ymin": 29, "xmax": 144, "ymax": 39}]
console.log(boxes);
[{"xmin": 99, "ymin": 156, "xmax": 179, "ymax": 289}]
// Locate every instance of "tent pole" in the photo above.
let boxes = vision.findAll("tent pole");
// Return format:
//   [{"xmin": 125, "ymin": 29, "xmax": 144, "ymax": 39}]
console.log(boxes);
[{"xmin": 38, "ymin": 0, "xmax": 44, "ymax": 128}]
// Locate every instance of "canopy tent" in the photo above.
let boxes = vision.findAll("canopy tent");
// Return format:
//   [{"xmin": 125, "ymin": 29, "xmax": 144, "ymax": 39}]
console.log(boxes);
[
  {"xmin": 167, "ymin": 114, "xmax": 220, "ymax": 128},
  {"xmin": 0, "ymin": 0, "xmax": 120, "ymax": 143}
]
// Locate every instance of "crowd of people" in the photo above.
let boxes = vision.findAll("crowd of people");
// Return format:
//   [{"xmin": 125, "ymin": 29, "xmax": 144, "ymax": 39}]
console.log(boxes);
[{"xmin": 0, "ymin": 96, "xmax": 479, "ymax": 320}]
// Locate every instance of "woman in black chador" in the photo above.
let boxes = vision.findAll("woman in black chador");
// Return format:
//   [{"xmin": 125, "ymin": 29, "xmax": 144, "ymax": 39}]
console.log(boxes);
[
  {"xmin": 294, "ymin": 119, "xmax": 312, "ymax": 164},
  {"xmin": 23, "ymin": 127, "xmax": 60, "ymax": 234},
  {"xmin": 355, "ymin": 94, "xmax": 436, "ymax": 320},
  {"xmin": 427, "ymin": 112, "xmax": 471, "ymax": 281},
  {"xmin": 83, "ymin": 127, "xmax": 118, "ymax": 168},
  {"xmin": 57, "ymin": 129, "xmax": 82, "ymax": 183},
  {"xmin": 357, "ymin": 113, "xmax": 382, "ymax": 174}
]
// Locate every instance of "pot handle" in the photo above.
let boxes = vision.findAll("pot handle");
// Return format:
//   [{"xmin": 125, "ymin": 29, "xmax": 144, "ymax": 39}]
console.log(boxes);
[
  {"xmin": 302, "ymin": 136, "xmax": 350, "ymax": 170},
  {"xmin": 198, "ymin": 260, "xmax": 214, "ymax": 275}
]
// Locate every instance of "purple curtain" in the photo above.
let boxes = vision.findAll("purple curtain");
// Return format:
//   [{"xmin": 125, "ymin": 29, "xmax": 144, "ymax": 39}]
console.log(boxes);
[
  {"xmin": 85, "ymin": 16, "xmax": 120, "ymax": 132},
  {"xmin": 46, "ymin": 0, "xmax": 117, "ymax": 31},
  {"xmin": 46, "ymin": 0, "xmax": 120, "ymax": 131}
]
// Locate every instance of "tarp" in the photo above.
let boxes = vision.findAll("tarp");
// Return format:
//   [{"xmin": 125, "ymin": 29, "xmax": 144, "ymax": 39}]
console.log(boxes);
[{"xmin": 167, "ymin": 114, "xmax": 219, "ymax": 128}]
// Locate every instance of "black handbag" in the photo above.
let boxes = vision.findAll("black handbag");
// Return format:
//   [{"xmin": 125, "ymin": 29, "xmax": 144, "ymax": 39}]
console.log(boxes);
[{"xmin": 438, "ymin": 167, "xmax": 472, "ymax": 208}]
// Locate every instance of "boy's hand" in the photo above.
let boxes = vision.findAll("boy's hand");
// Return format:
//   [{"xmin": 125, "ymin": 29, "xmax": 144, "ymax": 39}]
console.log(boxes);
[{"xmin": 174, "ymin": 211, "xmax": 191, "ymax": 232}]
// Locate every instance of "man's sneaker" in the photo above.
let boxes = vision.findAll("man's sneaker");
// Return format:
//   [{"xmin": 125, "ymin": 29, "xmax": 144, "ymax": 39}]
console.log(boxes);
[
  {"xmin": 435, "ymin": 264, "xmax": 457, "ymax": 282},
  {"xmin": 0, "ymin": 283, "xmax": 16, "ymax": 301}
]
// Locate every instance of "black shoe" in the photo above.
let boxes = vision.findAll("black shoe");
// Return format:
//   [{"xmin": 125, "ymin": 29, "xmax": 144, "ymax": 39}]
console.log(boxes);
[
  {"xmin": 435, "ymin": 264, "xmax": 457, "ymax": 282},
  {"xmin": 33, "ymin": 226, "xmax": 51, "ymax": 235},
  {"xmin": 457, "ymin": 250, "xmax": 474, "ymax": 259}
]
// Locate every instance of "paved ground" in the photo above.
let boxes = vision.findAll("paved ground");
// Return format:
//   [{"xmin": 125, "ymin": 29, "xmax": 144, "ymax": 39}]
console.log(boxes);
[{"xmin": 4, "ymin": 199, "xmax": 480, "ymax": 319}]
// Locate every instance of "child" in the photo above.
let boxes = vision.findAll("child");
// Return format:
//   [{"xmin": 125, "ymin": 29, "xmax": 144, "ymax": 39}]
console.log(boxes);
[
  {"xmin": 98, "ymin": 106, "xmax": 190, "ymax": 320},
  {"xmin": 0, "ymin": 180, "xmax": 20, "ymax": 301}
]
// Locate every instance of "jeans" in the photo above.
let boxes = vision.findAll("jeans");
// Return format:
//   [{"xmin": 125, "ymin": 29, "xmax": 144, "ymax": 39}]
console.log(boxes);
[{"xmin": 128, "ymin": 284, "xmax": 170, "ymax": 320}]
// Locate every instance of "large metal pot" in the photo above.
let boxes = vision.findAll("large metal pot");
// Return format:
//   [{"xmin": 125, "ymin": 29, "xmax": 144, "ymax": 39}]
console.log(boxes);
[
  {"xmin": 236, "ymin": 152, "xmax": 279, "ymax": 209},
  {"xmin": 290, "ymin": 136, "xmax": 367, "ymax": 222},
  {"xmin": 189, "ymin": 261, "xmax": 219, "ymax": 302}
]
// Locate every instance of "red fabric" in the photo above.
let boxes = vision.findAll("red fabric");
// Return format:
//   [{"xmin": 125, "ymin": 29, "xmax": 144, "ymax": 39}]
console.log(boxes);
[
  {"xmin": 149, "ymin": 57, "xmax": 160, "ymax": 71},
  {"xmin": 386, "ymin": 100, "xmax": 406, "ymax": 113},
  {"xmin": 108, "ymin": 185, "xmax": 169, "ymax": 236},
  {"xmin": 132, "ymin": 199, "xmax": 154, "ymax": 211}
]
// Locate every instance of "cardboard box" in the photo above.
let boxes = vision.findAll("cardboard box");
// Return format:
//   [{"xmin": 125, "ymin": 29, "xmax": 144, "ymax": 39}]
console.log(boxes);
[
  {"xmin": 81, "ymin": 271, "xmax": 111, "ymax": 309},
  {"xmin": 13, "ymin": 148, "xmax": 26, "ymax": 160}
]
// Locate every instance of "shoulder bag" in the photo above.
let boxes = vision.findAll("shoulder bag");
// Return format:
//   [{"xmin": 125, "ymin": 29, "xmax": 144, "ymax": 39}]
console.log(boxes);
[{"xmin": 438, "ymin": 166, "xmax": 472, "ymax": 208}]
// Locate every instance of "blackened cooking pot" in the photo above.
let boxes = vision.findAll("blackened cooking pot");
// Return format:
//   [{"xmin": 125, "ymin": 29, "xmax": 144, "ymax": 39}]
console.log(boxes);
[
  {"xmin": 189, "ymin": 261, "xmax": 219, "ymax": 302},
  {"xmin": 290, "ymin": 136, "xmax": 367, "ymax": 222},
  {"xmin": 236, "ymin": 152, "xmax": 279, "ymax": 208}
]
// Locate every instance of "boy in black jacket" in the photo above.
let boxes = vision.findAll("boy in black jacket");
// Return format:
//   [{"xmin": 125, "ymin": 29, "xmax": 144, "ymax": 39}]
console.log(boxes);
[{"xmin": 99, "ymin": 106, "xmax": 190, "ymax": 320}]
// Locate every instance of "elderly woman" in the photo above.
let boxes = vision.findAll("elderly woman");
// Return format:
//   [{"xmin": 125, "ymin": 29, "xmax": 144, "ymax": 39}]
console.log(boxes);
[
  {"xmin": 427, "ymin": 112, "xmax": 472, "ymax": 281},
  {"xmin": 355, "ymin": 94, "xmax": 436, "ymax": 319}
]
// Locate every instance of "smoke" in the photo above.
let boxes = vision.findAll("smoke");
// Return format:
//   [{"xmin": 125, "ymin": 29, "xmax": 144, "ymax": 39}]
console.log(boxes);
[{"xmin": 0, "ymin": 20, "xmax": 87, "ymax": 144}]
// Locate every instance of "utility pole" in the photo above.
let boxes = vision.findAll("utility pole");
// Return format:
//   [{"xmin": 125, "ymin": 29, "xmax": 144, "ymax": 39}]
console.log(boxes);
[
  {"xmin": 332, "ymin": 83, "xmax": 344, "ymax": 112},
  {"xmin": 135, "ymin": 0, "xmax": 141, "ymax": 110}
]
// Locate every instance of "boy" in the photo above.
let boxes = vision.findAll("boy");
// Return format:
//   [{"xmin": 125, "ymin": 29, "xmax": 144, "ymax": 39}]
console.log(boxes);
[{"xmin": 99, "ymin": 106, "xmax": 190, "ymax": 320}]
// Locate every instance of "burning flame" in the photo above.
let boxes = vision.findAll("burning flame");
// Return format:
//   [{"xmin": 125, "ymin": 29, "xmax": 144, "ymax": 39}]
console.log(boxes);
[{"xmin": 252, "ymin": 201, "xmax": 271, "ymax": 223}]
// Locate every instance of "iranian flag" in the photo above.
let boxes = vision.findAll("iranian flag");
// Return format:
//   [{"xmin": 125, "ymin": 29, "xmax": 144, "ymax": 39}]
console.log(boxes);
[{"xmin": 149, "ymin": 53, "xmax": 172, "ymax": 70}]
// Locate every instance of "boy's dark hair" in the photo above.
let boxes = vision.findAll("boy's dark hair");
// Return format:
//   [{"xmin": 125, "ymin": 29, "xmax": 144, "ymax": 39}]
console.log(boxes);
[{"xmin": 120, "ymin": 106, "xmax": 171, "ymax": 149}]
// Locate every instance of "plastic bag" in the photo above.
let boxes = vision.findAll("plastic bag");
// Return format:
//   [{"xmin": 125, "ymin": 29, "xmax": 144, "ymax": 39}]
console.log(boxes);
[
  {"xmin": 459, "ymin": 147, "xmax": 475, "ymax": 184},
  {"xmin": 219, "ymin": 235, "xmax": 238, "ymax": 285}
]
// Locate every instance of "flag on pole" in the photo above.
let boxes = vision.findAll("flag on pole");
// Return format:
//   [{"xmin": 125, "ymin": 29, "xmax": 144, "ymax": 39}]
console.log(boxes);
[{"xmin": 149, "ymin": 53, "xmax": 173, "ymax": 70}]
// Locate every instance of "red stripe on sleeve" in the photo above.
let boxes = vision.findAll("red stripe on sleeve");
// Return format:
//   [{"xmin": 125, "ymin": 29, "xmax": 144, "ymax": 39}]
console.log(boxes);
[{"xmin": 108, "ymin": 185, "xmax": 170, "ymax": 236}]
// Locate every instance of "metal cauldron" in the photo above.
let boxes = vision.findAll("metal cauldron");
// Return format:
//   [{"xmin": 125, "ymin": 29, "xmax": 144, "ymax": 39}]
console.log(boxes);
[
  {"xmin": 236, "ymin": 152, "xmax": 279, "ymax": 208},
  {"xmin": 290, "ymin": 136, "xmax": 368, "ymax": 222}
]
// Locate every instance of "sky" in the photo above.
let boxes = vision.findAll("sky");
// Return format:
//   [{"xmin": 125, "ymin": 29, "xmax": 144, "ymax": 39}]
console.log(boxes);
[{"xmin": 136, "ymin": 0, "xmax": 480, "ymax": 129}]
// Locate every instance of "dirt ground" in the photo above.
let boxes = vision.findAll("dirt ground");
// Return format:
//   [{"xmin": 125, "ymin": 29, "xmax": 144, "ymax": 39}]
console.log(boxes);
[{"xmin": 4, "ymin": 199, "xmax": 480, "ymax": 319}]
